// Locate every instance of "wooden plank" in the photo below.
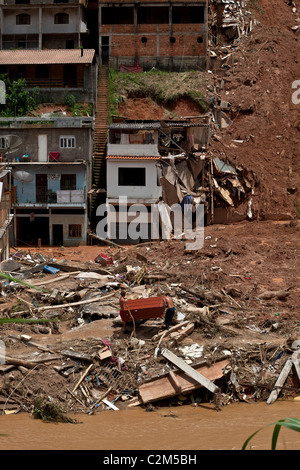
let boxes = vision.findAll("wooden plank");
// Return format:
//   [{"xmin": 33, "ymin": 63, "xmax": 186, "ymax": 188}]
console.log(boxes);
[
  {"xmin": 72, "ymin": 364, "xmax": 94, "ymax": 393},
  {"xmin": 139, "ymin": 359, "xmax": 229, "ymax": 404},
  {"xmin": 267, "ymin": 358, "xmax": 293, "ymax": 405},
  {"xmin": 161, "ymin": 348, "xmax": 219, "ymax": 394},
  {"xmin": 292, "ymin": 360, "xmax": 300, "ymax": 382},
  {"xmin": 61, "ymin": 350, "xmax": 94, "ymax": 362},
  {"xmin": 152, "ymin": 321, "xmax": 190, "ymax": 342},
  {"xmin": 168, "ymin": 370, "xmax": 182, "ymax": 394},
  {"xmin": 169, "ymin": 322, "xmax": 194, "ymax": 344}
]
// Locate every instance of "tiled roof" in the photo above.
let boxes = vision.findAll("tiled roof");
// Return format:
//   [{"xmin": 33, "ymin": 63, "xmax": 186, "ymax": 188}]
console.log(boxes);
[{"xmin": 0, "ymin": 49, "xmax": 95, "ymax": 65}]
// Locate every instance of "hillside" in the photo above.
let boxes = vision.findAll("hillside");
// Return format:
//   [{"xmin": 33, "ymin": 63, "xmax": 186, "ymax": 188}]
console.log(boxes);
[{"xmin": 111, "ymin": 0, "xmax": 300, "ymax": 221}]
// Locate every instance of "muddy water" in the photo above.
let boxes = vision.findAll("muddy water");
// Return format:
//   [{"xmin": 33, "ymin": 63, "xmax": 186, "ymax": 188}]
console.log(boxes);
[{"xmin": 0, "ymin": 401, "xmax": 300, "ymax": 451}]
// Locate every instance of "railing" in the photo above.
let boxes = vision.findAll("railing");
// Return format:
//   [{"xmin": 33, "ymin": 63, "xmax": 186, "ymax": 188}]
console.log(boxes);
[
  {"xmin": 22, "ymin": 189, "xmax": 85, "ymax": 205},
  {"xmin": 26, "ymin": 78, "xmax": 84, "ymax": 88},
  {"xmin": 2, "ymin": 41, "xmax": 39, "ymax": 50}
]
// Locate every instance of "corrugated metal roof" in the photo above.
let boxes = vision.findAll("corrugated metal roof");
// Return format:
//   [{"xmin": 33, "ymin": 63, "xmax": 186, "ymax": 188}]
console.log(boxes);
[
  {"xmin": 109, "ymin": 122, "xmax": 161, "ymax": 130},
  {"xmin": 0, "ymin": 49, "xmax": 95, "ymax": 65},
  {"xmin": 107, "ymin": 155, "xmax": 160, "ymax": 160},
  {"xmin": 109, "ymin": 121, "xmax": 208, "ymax": 129}
]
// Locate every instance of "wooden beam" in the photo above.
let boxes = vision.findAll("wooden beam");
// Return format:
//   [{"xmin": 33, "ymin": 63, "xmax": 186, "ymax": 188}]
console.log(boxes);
[
  {"xmin": 139, "ymin": 358, "xmax": 229, "ymax": 404},
  {"xmin": 267, "ymin": 358, "xmax": 293, "ymax": 405},
  {"xmin": 168, "ymin": 370, "xmax": 182, "ymax": 394},
  {"xmin": 160, "ymin": 348, "xmax": 219, "ymax": 394}
]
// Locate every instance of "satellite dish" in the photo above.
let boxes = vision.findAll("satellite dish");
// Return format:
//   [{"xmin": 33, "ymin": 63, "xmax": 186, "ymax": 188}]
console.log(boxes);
[
  {"xmin": 13, "ymin": 171, "xmax": 34, "ymax": 183},
  {"xmin": 0, "ymin": 135, "xmax": 22, "ymax": 155},
  {"xmin": 13, "ymin": 170, "xmax": 33, "ymax": 194}
]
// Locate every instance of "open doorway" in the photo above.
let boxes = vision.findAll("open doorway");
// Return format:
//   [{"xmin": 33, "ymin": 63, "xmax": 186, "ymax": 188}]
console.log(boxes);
[
  {"xmin": 53, "ymin": 224, "xmax": 64, "ymax": 246},
  {"xmin": 101, "ymin": 36, "xmax": 109, "ymax": 63},
  {"xmin": 16, "ymin": 216, "xmax": 49, "ymax": 246}
]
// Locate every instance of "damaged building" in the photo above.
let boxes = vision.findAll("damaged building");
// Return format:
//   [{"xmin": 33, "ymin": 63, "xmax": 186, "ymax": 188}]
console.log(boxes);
[
  {"xmin": 98, "ymin": 0, "xmax": 208, "ymax": 71},
  {"xmin": 102, "ymin": 115, "xmax": 254, "ymax": 242}
]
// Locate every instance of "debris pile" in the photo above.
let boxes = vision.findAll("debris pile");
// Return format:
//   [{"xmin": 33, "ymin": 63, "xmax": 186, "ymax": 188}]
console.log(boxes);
[{"xmin": 0, "ymin": 240, "xmax": 299, "ymax": 416}]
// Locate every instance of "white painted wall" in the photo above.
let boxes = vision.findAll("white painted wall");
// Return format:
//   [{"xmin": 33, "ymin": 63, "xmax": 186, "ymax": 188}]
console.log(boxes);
[
  {"xmin": 2, "ymin": 7, "xmax": 86, "ymax": 35},
  {"xmin": 106, "ymin": 159, "xmax": 162, "ymax": 200}
]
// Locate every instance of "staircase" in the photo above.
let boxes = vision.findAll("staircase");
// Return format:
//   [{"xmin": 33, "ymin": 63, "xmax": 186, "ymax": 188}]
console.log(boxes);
[{"xmin": 90, "ymin": 63, "xmax": 109, "ymax": 223}]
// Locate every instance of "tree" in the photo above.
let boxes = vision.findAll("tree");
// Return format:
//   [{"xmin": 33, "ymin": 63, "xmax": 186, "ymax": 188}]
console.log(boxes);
[{"xmin": 0, "ymin": 74, "xmax": 35, "ymax": 117}]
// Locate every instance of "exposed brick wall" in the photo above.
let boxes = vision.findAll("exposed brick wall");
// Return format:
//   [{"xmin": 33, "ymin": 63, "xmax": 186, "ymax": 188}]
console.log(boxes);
[
  {"xmin": 106, "ymin": 28, "xmax": 205, "ymax": 59},
  {"xmin": 99, "ymin": 2, "xmax": 207, "ymax": 70}
]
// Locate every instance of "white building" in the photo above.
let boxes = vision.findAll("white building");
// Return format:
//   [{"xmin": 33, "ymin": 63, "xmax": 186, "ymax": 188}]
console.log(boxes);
[{"xmin": 105, "ymin": 123, "xmax": 162, "ymax": 242}]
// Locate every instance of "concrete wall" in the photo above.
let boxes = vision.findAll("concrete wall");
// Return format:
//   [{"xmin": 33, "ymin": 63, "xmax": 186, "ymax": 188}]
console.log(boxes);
[
  {"xmin": 1, "ymin": 6, "xmax": 87, "ymax": 36},
  {"xmin": 11, "ymin": 163, "xmax": 87, "ymax": 205},
  {"xmin": 107, "ymin": 159, "xmax": 162, "ymax": 200},
  {"xmin": 49, "ymin": 211, "xmax": 87, "ymax": 246},
  {"xmin": 0, "ymin": 126, "xmax": 93, "ymax": 164},
  {"xmin": 14, "ymin": 208, "xmax": 88, "ymax": 246}
]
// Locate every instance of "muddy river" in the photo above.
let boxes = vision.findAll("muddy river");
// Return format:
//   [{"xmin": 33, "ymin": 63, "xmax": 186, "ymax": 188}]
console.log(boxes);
[{"xmin": 0, "ymin": 401, "xmax": 299, "ymax": 451}]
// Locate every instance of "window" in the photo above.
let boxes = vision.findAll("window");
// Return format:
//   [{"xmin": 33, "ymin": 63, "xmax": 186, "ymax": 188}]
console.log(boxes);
[
  {"xmin": 172, "ymin": 6, "xmax": 204, "ymax": 24},
  {"xmin": 0, "ymin": 137, "xmax": 9, "ymax": 150},
  {"xmin": 102, "ymin": 7, "xmax": 134, "ymax": 25},
  {"xmin": 69, "ymin": 224, "xmax": 82, "ymax": 238},
  {"xmin": 15, "ymin": 0, "xmax": 30, "ymax": 4},
  {"xmin": 60, "ymin": 136, "xmax": 75, "ymax": 148},
  {"xmin": 118, "ymin": 167, "xmax": 146, "ymax": 186},
  {"xmin": 61, "ymin": 174, "xmax": 76, "ymax": 190},
  {"xmin": 137, "ymin": 7, "xmax": 168, "ymax": 24},
  {"xmin": 54, "ymin": 13, "xmax": 69, "ymax": 24},
  {"xmin": 16, "ymin": 14, "xmax": 31, "ymax": 25}
]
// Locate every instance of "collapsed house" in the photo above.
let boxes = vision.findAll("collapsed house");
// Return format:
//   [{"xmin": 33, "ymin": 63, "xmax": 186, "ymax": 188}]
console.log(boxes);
[{"xmin": 103, "ymin": 114, "xmax": 255, "ymax": 242}]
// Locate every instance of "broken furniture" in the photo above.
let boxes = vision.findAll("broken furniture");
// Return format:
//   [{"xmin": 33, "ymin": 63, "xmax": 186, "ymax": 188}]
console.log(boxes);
[
  {"xmin": 139, "ymin": 350, "xmax": 229, "ymax": 404},
  {"xmin": 120, "ymin": 296, "xmax": 165, "ymax": 323}
]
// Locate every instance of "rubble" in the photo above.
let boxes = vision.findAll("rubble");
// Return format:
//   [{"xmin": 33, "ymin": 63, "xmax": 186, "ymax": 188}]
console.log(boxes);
[{"xmin": 0, "ymin": 233, "xmax": 299, "ymax": 416}]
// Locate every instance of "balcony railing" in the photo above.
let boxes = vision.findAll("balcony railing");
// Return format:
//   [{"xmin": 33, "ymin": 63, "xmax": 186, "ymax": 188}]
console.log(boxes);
[
  {"xmin": 18, "ymin": 189, "xmax": 85, "ymax": 205},
  {"xmin": 26, "ymin": 78, "xmax": 84, "ymax": 88}
]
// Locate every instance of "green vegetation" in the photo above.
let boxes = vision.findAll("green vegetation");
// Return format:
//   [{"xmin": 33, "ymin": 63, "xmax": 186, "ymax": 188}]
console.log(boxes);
[
  {"xmin": 63, "ymin": 93, "xmax": 93, "ymax": 117},
  {"xmin": 0, "ymin": 74, "xmax": 37, "ymax": 117},
  {"xmin": 0, "ymin": 272, "xmax": 48, "ymax": 293},
  {"xmin": 108, "ymin": 68, "xmax": 121, "ymax": 120},
  {"xmin": 33, "ymin": 396, "xmax": 79, "ymax": 423},
  {"xmin": 293, "ymin": 199, "xmax": 300, "ymax": 218},
  {"xmin": 108, "ymin": 68, "xmax": 210, "ymax": 120},
  {"xmin": 0, "ymin": 317, "xmax": 58, "ymax": 324},
  {"xmin": 242, "ymin": 417, "xmax": 300, "ymax": 450}
]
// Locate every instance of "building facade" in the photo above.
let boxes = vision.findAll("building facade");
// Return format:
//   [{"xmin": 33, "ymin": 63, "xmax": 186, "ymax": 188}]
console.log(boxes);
[
  {"xmin": 98, "ymin": 0, "xmax": 208, "ymax": 71},
  {"xmin": 0, "ymin": 116, "xmax": 93, "ymax": 246},
  {"xmin": 0, "ymin": 0, "xmax": 89, "ymax": 50}
]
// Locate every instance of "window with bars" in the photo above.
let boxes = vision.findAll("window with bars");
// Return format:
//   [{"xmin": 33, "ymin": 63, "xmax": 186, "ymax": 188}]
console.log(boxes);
[
  {"xmin": 16, "ymin": 14, "xmax": 31, "ymax": 25},
  {"xmin": 68, "ymin": 224, "xmax": 82, "ymax": 238},
  {"xmin": 60, "ymin": 136, "xmax": 75, "ymax": 148},
  {"xmin": 54, "ymin": 13, "xmax": 69, "ymax": 24}
]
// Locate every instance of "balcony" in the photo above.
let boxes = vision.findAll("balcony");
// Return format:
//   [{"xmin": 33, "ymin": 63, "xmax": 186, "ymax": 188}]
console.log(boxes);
[
  {"xmin": 26, "ymin": 78, "xmax": 84, "ymax": 88},
  {"xmin": 15, "ymin": 189, "xmax": 86, "ymax": 207}
]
